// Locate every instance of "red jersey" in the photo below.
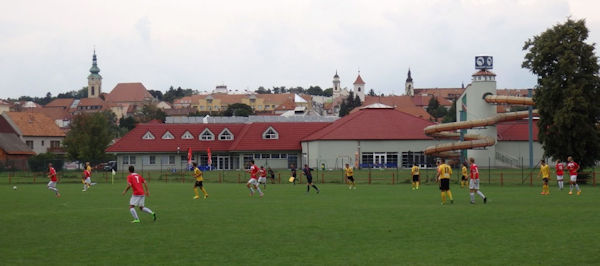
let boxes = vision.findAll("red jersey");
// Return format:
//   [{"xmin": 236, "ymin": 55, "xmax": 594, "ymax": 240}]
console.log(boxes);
[
  {"xmin": 83, "ymin": 169, "xmax": 91, "ymax": 178},
  {"xmin": 555, "ymin": 163, "xmax": 564, "ymax": 175},
  {"xmin": 259, "ymin": 169, "xmax": 267, "ymax": 177},
  {"xmin": 250, "ymin": 165, "xmax": 258, "ymax": 179},
  {"xmin": 49, "ymin": 167, "xmax": 57, "ymax": 181},
  {"xmin": 470, "ymin": 163, "xmax": 479, "ymax": 179},
  {"xmin": 127, "ymin": 173, "xmax": 146, "ymax": 196},
  {"xmin": 567, "ymin": 161, "xmax": 579, "ymax": 176}
]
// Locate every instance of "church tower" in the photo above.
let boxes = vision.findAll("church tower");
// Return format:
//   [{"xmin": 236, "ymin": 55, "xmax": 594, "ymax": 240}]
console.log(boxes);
[
  {"xmin": 405, "ymin": 68, "xmax": 414, "ymax": 96},
  {"xmin": 87, "ymin": 50, "xmax": 102, "ymax": 98},
  {"xmin": 353, "ymin": 71, "xmax": 365, "ymax": 102},
  {"xmin": 332, "ymin": 71, "xmax": 341, "ymax": 99}
]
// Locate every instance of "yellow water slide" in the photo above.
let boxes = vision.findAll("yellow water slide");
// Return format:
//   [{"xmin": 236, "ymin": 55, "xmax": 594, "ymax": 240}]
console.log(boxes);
[{"xmin": 423, "ymin": 95, "xmax": 537, "ymax": 156}]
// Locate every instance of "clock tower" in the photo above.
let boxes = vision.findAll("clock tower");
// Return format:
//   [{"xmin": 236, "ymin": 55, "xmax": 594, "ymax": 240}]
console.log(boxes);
[{"xmin": 87, "ymin": 50, "xmax": 102, "ymax": 98}]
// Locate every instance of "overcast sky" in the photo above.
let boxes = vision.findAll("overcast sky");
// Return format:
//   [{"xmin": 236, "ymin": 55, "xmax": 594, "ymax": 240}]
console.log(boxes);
[{"xmin": 1, "ymin": 0, "xmax": 599, "ymax": 99}]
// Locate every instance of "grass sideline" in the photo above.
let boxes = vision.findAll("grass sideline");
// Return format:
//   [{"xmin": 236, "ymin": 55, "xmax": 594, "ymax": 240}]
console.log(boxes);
[{"xmin": 1, "ymin": 182, "xmax": 599, "ymax": 265}]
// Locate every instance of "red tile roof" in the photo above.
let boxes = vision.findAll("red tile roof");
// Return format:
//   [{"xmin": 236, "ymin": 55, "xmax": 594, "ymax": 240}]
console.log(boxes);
[
  {"xmin": 360, "ymin": 96, "xmax": 434, "ymax": 120},
  {"xmin": 3, "ymin": 112, "xmax": 65, "ymax": 137},
  {"xmin": 45, "ymin": 98, "xmax": 74, "ymax": 109},
  {"xmin": 105, "ymin": 83, "xmax": 154, "ymax": 103},
  {"xmin": 303, "ymin": 107, "xmax": 435, "ymax": 141},
  {"xmin": 353, "ymin": 74, "xmax": 365, "ymax": 85},
  {"xmin": 472, "ymin": 70, "xmax": 496, "ymax": 76},
  {"xmin": 106, "ymin": 122, "xmax": 330, "ymax": 153},
  {"xmin": 497, "ymin": 120, "xmax": 539, "ymax": 141}
]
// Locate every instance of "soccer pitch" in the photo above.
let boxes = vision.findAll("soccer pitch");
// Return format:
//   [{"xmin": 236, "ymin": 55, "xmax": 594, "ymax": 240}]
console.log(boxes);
[{"xmin": 1, "ymin": 182, "xmax": 599, "ymax": 265}]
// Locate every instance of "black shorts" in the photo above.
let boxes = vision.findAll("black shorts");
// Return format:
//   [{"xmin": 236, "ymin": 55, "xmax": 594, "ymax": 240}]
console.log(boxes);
[
  {"xmin": 412, "ymin": 175, "xmax": 419, "ymax": 182},
  {"xmin": 543, "ymin": 178, "xmax": 549, "ymax": 183},
  {"xmin": 306, "ymin": 177, "xmax": 313, "ymax": 184},
  {"xmin": 347, "ymin": 176, "xmax": 354, "ymax": 182},
  {"xmin": 439, "ymin": 179, "xmax": 450, "ymax": 191},
  {"xmin": 461, "ymin": 175, "xmax": 467, "ymax": 181},
  {"xmin": 194, "ymin": 181, "xmax": 203, "ymax": 187}
]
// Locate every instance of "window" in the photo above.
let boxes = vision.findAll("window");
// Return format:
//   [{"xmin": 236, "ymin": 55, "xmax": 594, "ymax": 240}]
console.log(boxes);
[
  {"xmin": 181, "ymin": 155, "xmax": 188, "ymax": 163},
  {"xmin": 401, "ymin": 151, "xmax": 432, "ymax": 168},
  {"xmin": 50, "ymin": 141, "xmax": 60, "ymax": 148},
  {"xmin": 254, "ymin": 154, "xmax": 261, "ymax": 159},
  {"xmin": 258, "ymin": 105, "xmax": 263, "ymax": 110},
  {"xmin": 199, "ymin": 106, "xmax": 204, "ymax": 110},
  {"xmin": 26, "ymin": 140, "xmax": 33, "ymax": 149},
  {"xmin": 218, "ymin": 128, "xmax": 234, "ymax": 140},
  {"xmin": 262, "ymin": 126, "xmax": 279, "ymax": 139},
  {"xmin": 199, "ymin": 128, "xmax": 215, "ymax": 141},
  {"xmin": 162, "ymin": 131, "xmax": 174, "ymax": 140},
  {"xmin": 261, "ymin": 154, "xmax": 270, "ymax": 159},
  {"xmin": 123, "ymin": 155, "xmax": 136, "ymax": 165},
  {"xmin": 149, "ymin": 155, "xmax": 156, "ymax": 165},
  {"xmin": 41, "ymin": 140, "xmax": 45, "ymax": 146},
  {"xmin": 142, "ymin": 131, "xmax": 155, "ymax": 140},
  {"xmin": 169, "ymin": 155, "xmax": 175, "ymax": 165},
  {"xmin": 181, "ymin": 131, "xmax": 194, "ymax": 140},
  {"xmin": 280, "ymin": 154, "xmax": 288, "ymax": 159},
  {"xmin": 362, "ymin": 152, "xmax": 374, "ymax": 166},
  {"xmin": 243, "ymin": 154, "xmax": 254, "ymax": 168},
  {"xmin": 271, "ymin": 154, "xmax": 281, "ymax": 159}
]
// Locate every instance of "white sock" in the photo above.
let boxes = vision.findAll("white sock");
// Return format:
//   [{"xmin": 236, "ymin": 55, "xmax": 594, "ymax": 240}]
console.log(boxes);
[
  {"xmin": 142, "ymin": 207, "xmax": 153, "ymax": 214},
  {"xmin": 575, "ymin": 184, "xmax": 580, "ymax": 191},
  {"xmin": 129, "ymin": 208, "xmax": 139, "ymax": 220},
  {"xmin": 558, "ymin": 181, "xmax": 562, "ymax": 189},
  {"xmin": 470, "ymin": 192, "xmax": 475, "ymax": 202},
  {"xmin": 83, "ymin": 184, "xmax": 87, "ymax": 190},
  {"xmin": 48, "ymin": 186, "xmax": 58, "ymax": 192},
  {"xmin": 477, "ymin": 191, "xmax": 486, "ymax": 199},
  {"xmin": 570, "ymin": 184, "xmax": 573, "ymax": 192},
  {"xmin": 256, "ymin": 186, "xmax": 263, "ymax": 195},
  {"xmin": 249, "ymin": 187, "xmax": 254, "ymax": 193}
]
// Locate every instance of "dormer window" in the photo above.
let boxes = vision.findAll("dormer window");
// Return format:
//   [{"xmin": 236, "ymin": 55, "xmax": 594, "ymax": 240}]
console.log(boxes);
[
  {"xmin": 262, "ymin": 126, "xmax": 279, "ymax": 140},
  {"xmin": 181, "ymin": 130, "xmax": 194, "ymax": 139},
  {"xmin": 142, "ymin": 131, "xmax": 155, "ymax": 140},
  {"xmin": 218, "ymin": 128, "xmax": 234, "ymax": 141},
  {"xmin": 199, "ymin": 128, "xmax": 215, "ymax": 141},
  {"xmin": 162, "ymin": 131, "xmax": 174, "ymax": 140}
]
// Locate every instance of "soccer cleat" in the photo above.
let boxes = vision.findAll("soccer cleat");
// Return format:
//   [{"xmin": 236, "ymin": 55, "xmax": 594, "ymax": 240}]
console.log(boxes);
[
  {"xmin": 152, "ymin": 213, "xmax": 157, "ymax": 222},
  {"xmin": 577, "ymin": 191, "xmax": 581, "ymax": 196},
  {"xmin": 56, "ymin": 193, "xmax": 61, "ymax": 198},
  {"xmin": 416, "ymin": 187, "xmax": 419, "ymax": 190},
  {"xmin": 412, "ymin": 187, "xmax": 415, "ymax": 190},
  {"xmin": 568, "ymin": 191, "xmax": 573, "ymax": 195},
  {"xmin": 193, "ymin": 196, "xmax": 200, "ymax": 199},
  {"xmin": 483, "ymin": 197, "xmax": 487, "ymax": 204},
  {"xmin": 450, "ymin": 199, "xmax": 454, "ymax": 204},
  {"xmin": 131, "ymin": 219, "xmax": 140, "ymax": 223},
  {"xmin": 470, "ymin": 201, "xmax": 475, "ymax": 204},
  {"xmin": 204, "ymin": 195, "xmax": 208, "ymax": 199},
  {"xmin": 259, "ymin": 193, "xmax": 264, "ymax": 198},
  {"xmin": 82, "ymin": 189, "xmax": 87, "ymax": 192}
]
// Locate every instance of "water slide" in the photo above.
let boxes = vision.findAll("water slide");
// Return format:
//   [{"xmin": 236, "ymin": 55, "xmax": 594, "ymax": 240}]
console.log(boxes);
[{"xmin": 423, "ymin": 95, "xmax": 537, "ymax": 157}]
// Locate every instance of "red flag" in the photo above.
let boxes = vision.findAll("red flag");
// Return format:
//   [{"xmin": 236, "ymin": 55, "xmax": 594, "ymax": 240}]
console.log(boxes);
[
  {"xmin": 207, "ymin": 148, "xmax": 212, "ymax": 166},
  {"xmin": 187, "ymin": 147, "xmax": 192, "ymax": 165}
]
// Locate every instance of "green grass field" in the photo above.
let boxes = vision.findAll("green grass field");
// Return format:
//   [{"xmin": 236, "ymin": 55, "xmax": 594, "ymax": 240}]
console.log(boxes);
[{"xmin": 1, "ymin": 181, "xmax": 599, "ymax": 265}]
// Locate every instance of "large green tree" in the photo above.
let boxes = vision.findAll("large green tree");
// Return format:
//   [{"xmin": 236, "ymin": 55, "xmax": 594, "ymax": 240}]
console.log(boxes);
[
  {"xmin": 223, "ymin": 103, "xmax": 254, "ymax": 117},
  {"xmin": 522, "ymin": 18, "xmax": 600, "ymax": 168},
  {"xmin": 426, "ymin": 96, "xmax": 447, "ymax": 121},
  {"xmin": 63, "ymin": 112, "xmax": 114, "ymax": 164}
]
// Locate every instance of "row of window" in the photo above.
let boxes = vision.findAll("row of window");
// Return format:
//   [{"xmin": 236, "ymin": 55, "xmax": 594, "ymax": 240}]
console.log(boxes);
[
  {"xmin": 142, "ymin": 127, "xmax": 279, "ymax": 141},
  {"xmin": 25, "ymin": 140, "xmax": 61, "ymax": 149}
]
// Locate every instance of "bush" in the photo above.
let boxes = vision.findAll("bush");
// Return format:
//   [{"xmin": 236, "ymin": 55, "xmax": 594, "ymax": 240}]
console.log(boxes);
[{"xmin": 28, "ymin": 153, "xmax": 64, "ymax": 172}]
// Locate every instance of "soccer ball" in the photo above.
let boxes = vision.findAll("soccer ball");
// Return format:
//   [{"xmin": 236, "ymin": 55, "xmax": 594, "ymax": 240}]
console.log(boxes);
[{"xmin": 12, "ymin": 186, "xmax": 17, "ymax": 190}]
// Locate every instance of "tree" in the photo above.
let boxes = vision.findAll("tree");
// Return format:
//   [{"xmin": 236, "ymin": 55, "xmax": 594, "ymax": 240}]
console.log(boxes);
[
  {"xmin": 63, "ymin": 112, "xmax": 114, "ymax": 164},
  {"xmin": 323, "ymin": 88, "xmax": 333, "ymax": 97},
  {"xmin": 255, "ymin": 86, "xmax": 271, "ymax": 94},
  {"xmin": 139, "ymin": 104, "xmax": 166, "ymax": 123},
  {"xmin": 119, "ymin": 116, "xmax": 138, "ymax": 131},
  {"xmin": 426, "ymin": 96, "xmax": 448, "ymax": 121},
  {"xmin": 306, "ymin": 86, "xmax": 324, "ymax": 96},
  {"xmin": 148, "ymin": 90, "xmax": 163, "ymax": 101},
  {"xmin": 442, "ymin": 98, "xmax": 457, "ymax": 123},
  {"xmin": 223, "ymin": 103, "xmax": 254, "ymax": 117},
  {"xmin": 339, "ymin": 91, "xmax": 362, "ymax": 117},
  {"xmin": 368, "ymin": 89, "xmax": 376, "ymax": 96},
  {"xmin": 522, "ymin": 18, "xmax": 600, "ymax": 169}
]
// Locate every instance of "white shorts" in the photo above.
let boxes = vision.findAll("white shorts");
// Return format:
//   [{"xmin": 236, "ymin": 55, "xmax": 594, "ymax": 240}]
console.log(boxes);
[
  {"xmin": 84, "ymin": 177, "xmax": 91, "ymax": 184},
  {"xmin": 129, "ymin": 195, "xmax": 145, "ymax": 207},
  {"xmin": 570, "ymin": 175, "xmax": 577, "ymax": 182},
  {"xmin": 469, "ymin": 179, "xmax": 480, "ymax": 190},
  {"xmin": 47, "ymin": 181, "xmax": 57, "ymax": 188},
  {"xmin": 247, "ymin": 178, "xmax": 258, "ymax": 186},
  {"xmin": 258, "ymin": 177, "xmax": 267, "ymax": 184},
  {"xmin": 556, "ymin": 175, "xmax": 563, "ymax": 181}
]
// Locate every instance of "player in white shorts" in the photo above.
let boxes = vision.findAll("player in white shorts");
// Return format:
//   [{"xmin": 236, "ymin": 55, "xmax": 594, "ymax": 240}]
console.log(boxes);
[
  {"xmin": 468, "ymin": 158, "xmax": 487, "ymax": 204},
  {"xmin": 555, "ymin": 159, "xmax": 564, "ymax": 190},
  {"xmin": 258, "ymin": 166, "xmax": 268, "ymax": 189},
  {"xmin": 246, "ymin": 160, "xmax": 263, "ymax": 197},
  {"xmin": 566, "ymin": 156, "xmax": 581, "ymax": 195}
]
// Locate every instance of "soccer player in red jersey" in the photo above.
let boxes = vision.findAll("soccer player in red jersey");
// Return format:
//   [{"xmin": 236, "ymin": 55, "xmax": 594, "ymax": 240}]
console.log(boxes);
[
  {"xmin": 122, "ymin": 165, "xmax": 156, "ymax": 223},
  {"xmin": 47, "ymin": 163, "xmax": 60, "ymax": 197},
  {"xmin": 82, "ymin": 167, "xmax": 91, "ymax": 192},
  {"xmin": 555, "ymin": 159, "xmax": 565, "ymax": 190},
  {"xmin": 566, "ymin": 156, "xmax": 581, "ymax": 195},
  {"xmin": 246, "ymin": 160, "xmax": 263, "ymax": 197},
  {"xmin": 468, "ymin": 158, "xmax": 487, "ymax": 204},
  {"xmin": 258, "ymin": 166, "xmax": 268, "ymax": 189}
]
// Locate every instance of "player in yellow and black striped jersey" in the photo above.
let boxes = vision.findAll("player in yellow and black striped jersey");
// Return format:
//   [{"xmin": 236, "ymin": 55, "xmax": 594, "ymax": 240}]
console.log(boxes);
[
  {"xmin": 538, "ymin": 160, "xmax": 551, "ymax": 195},
  {"xmin": 461, "ymin": 161, "xmax": 468, "ymax": 188},
  {"xmin": 192, "ymin": 162, "xmax": 208, "ymax": 199},
  {"xmin": 436, "ymin": 158, "xmax": 454, "ymax": 204},
  {"xmin": 345, "ymin": 164, "xmax": 356, "ymax": 189},
  {"xmin": 411, "ymin": 163, "xmax": 420, "ymax": 190}
]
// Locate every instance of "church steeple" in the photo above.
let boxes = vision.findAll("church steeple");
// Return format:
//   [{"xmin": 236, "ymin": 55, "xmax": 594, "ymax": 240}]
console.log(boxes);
[
  {"xmin": 87, "ymin": 50, "xmax": 102, "ymax": 98},
  {"xmin": 405, "ymin": 68, "xmax": 414, "ymax": 96}
]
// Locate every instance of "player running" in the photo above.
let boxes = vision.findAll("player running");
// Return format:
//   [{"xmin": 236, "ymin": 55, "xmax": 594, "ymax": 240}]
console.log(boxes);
[
  {"xmin": 258, "ymin": 166, "xmax": 268, "ymax": 189},
  {"xmin": 303, "ymin": 164, "xmax": 320, "ymax": 194},
  {"xmin": 555, "ymin": 159, "xmax": 564, "ymax": 190},
  {"xmin": 192, "ymin": 162, "xmax": 208, "ymax": 199},
  {"xmin": 538, "ymin": 160, "xmax": 550, "ymax": 195},
  {"xmin": 47, "ymin": 163, "xmax": 60, "ymax": 197},
  {"xmin": 436, "ymin": 159, "xmax": 453, "ymax": 204},
  {"xmin": 82, "ymin": 166, "xmax": 92, "ymax": 192},
  {"xmin": 345, "ymin": 163, "xmax": 356, "ymax": 189},
  {"xmin": 246, "ymin": 160, "xmax": 263, "ymax": 197},
  {"xmin": 468, "ymin": 158, "xmax": 487, "ymax": 204},
  {"xmin": 566, "ymin": 156, "xmax": 581, "ymax": 195},
  {"xmin": 411, "ymin": 163, "xmax": 420, "ymax": 190},
  {"xmin": 122, "ymin": 165, "xmax": 156, "ymax": 223},
  {"xmin": 290, "ymin": 164, "xmax": 298, "ymax": 185},
  {"xmin": 460, "ymin": 161, "xmax": 468, "ymax": 188},
  {"xmin": 85, "ymin": 162, "xmax": 97, "ymax": 188}
]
